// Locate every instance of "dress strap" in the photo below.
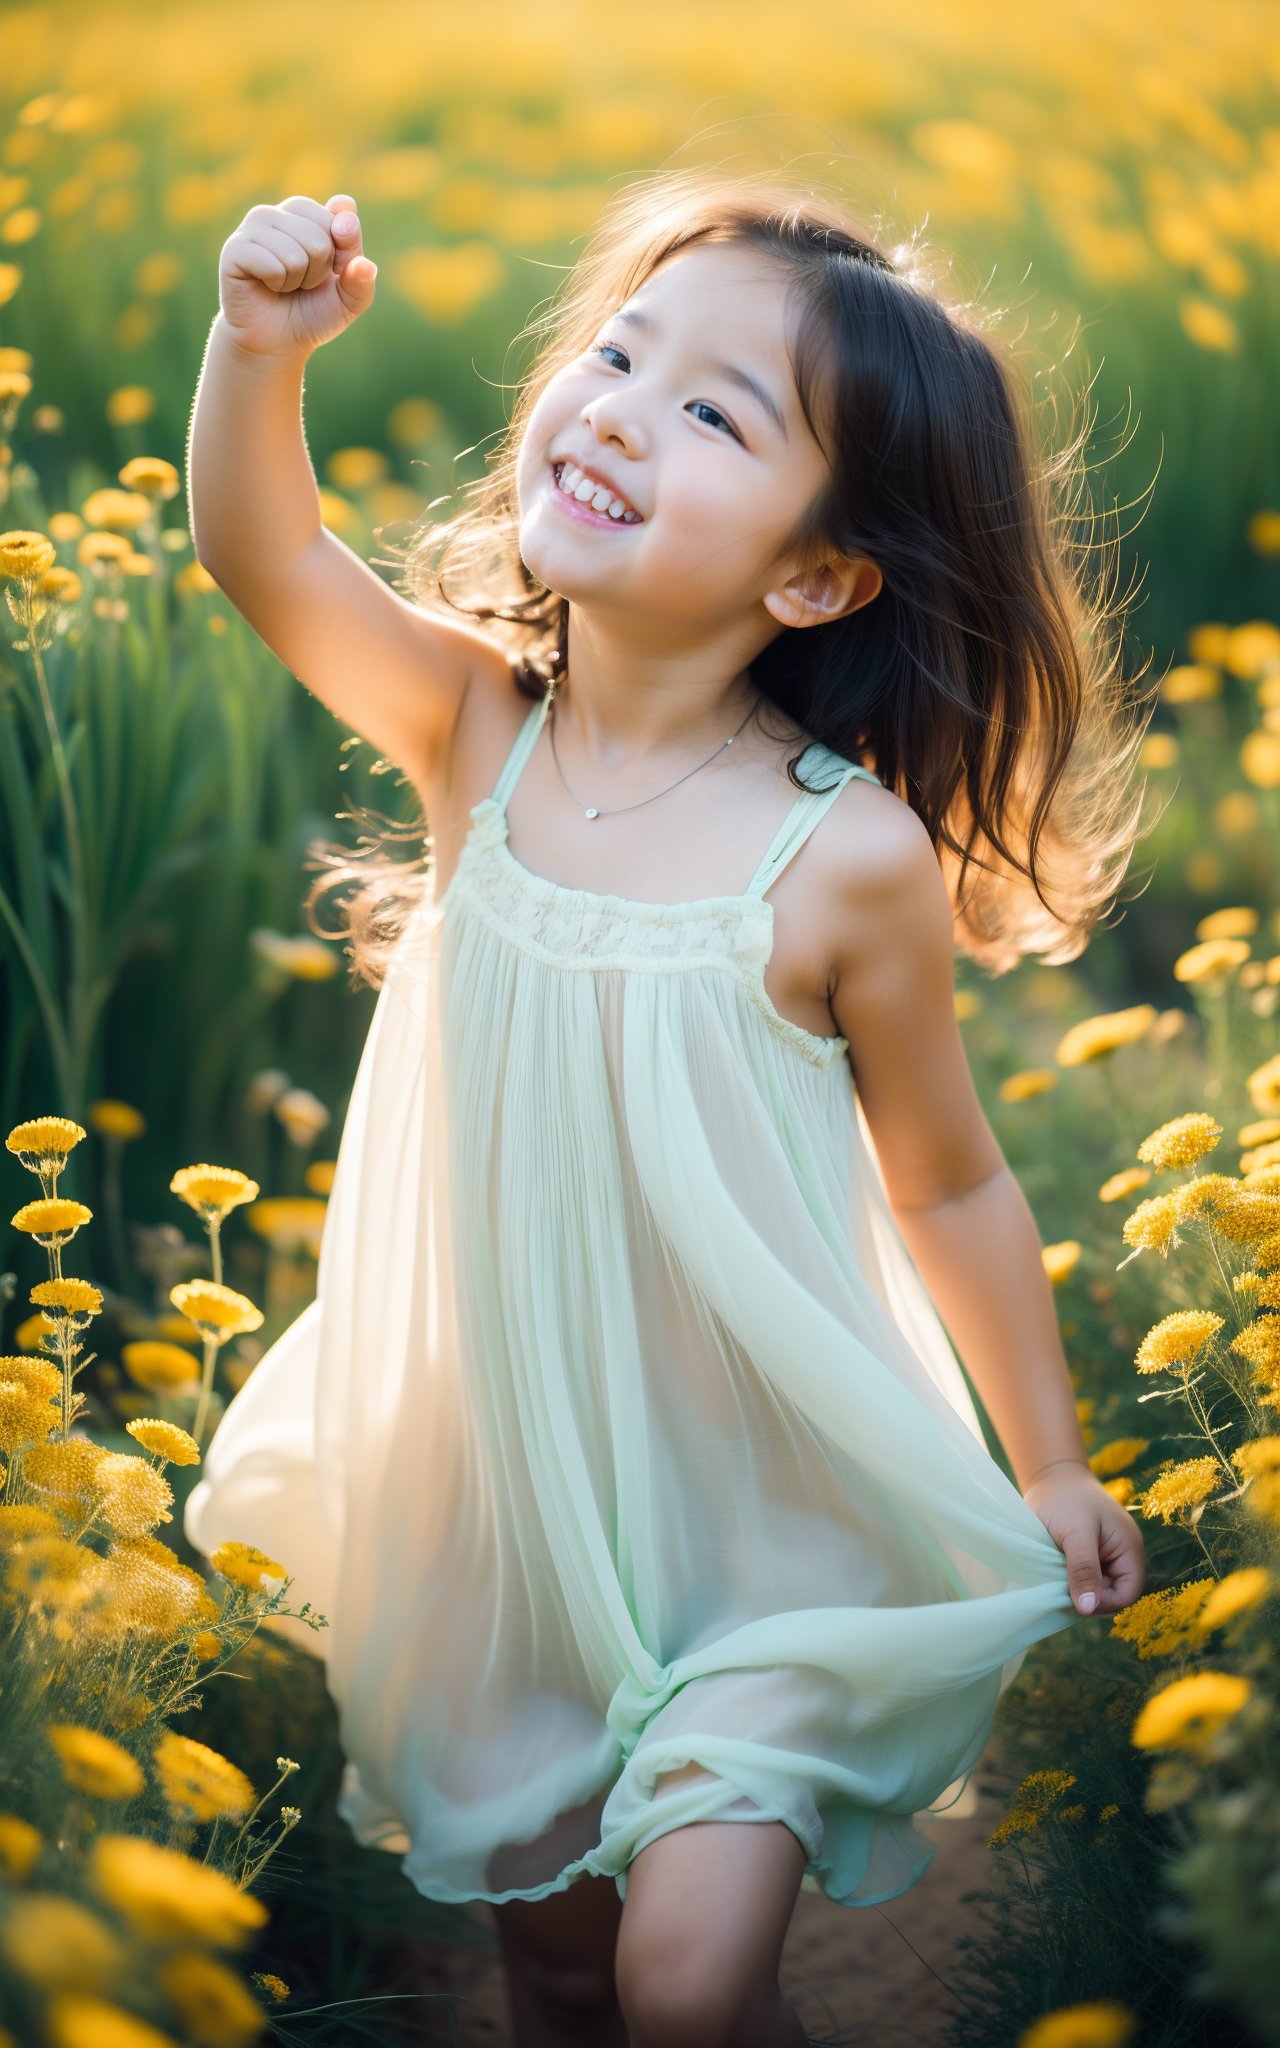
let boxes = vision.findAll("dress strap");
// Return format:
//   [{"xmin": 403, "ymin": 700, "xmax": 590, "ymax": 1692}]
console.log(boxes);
[
  {"xmin": 744, "ymin": 743, "xmax": 881, "ymax": 899},
  {"xmin": 488, "ymin": 685, "xmax": 554, "ymax": 813}
]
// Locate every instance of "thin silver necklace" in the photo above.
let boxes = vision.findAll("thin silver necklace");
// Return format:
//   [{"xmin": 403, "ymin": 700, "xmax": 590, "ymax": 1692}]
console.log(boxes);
[{"xmin": 545, "ymin": 676, "xmax": 761, "ymax": 820}]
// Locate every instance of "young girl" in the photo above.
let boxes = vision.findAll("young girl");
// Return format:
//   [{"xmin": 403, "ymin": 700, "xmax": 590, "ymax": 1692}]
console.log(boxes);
[{"xmin": 185, "ymin": 169, "xmax": 1148, "ymax": 2048}]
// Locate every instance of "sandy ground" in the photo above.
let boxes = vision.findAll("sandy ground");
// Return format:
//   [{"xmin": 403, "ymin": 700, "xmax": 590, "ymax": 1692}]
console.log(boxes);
[{"xmin": 409, "ymin": 1781, "xmax": 1000, "ymax": 2046}]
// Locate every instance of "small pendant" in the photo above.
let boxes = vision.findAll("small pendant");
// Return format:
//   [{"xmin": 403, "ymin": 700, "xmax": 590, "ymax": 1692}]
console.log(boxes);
[{"xmin": 585, "ymin": 807, "xmax": 599, "ymax": 819}]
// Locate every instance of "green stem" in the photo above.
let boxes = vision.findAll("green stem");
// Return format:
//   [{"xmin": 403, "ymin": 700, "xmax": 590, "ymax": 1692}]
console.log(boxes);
[{"xmin": 22, "ymin": 586, "xmax": 90, "ymax": 1111}]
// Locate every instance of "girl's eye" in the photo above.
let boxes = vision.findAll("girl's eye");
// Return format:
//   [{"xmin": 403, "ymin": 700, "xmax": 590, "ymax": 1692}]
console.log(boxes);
[{"xmin": 590, "ymin": 341, "xmax": 739, "ymax": 439}]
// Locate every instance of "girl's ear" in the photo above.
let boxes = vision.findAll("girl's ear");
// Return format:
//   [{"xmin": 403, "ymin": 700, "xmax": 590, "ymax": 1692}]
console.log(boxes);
[{"xmin": 763, "ymin": 554, "xmax": 882, "ymax": 631}]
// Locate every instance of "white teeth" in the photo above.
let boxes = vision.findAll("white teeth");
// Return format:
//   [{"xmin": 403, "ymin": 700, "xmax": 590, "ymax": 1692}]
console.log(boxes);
[{"xmin": 556, "ymin": 462, "xmax": 641, "ymax": 523}]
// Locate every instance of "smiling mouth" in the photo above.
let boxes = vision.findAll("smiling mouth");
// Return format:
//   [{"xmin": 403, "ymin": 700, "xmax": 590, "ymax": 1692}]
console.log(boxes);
[{"xmin": 550, "ymin": 461, "xmax": 643, "ymax": 526}]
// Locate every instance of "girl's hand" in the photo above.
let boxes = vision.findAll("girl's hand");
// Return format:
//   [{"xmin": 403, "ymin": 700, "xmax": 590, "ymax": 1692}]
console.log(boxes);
[
  {"xmin": 1022, "ymin": 1462, "xmax": 1146, "ymax": 1618},
  {"xmin": 217, "ymin": 193, "xmax": 376, "ymax": 362}
]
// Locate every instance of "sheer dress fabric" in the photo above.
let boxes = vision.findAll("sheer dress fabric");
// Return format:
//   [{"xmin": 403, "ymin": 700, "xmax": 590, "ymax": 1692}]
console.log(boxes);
[{"xmin": 185, "ymin": 682, "xmax": 1079, "ymax": 1909}]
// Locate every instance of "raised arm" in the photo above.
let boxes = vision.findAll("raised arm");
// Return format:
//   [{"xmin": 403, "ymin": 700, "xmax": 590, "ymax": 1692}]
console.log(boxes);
[{"xmin": 186, "ymin": 194, "xmax": 498, "ymax": 788}]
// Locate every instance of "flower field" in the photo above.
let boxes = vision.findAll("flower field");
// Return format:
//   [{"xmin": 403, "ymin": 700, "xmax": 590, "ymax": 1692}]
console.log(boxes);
[{"xmin": 1, "ymin": 4, "xmax": 1279, "ymax": 2044}]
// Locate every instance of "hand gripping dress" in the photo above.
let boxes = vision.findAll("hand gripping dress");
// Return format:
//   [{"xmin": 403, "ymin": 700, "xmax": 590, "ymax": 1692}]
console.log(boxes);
[{"xmin": 185, "ymin": 680, "xmax": 1080, "ymax": 1910}]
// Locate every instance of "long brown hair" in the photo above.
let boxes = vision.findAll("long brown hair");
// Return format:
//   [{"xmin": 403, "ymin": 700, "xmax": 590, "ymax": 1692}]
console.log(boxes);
[{"xmin": 306, "ymin": 165, "xmax": 1160, "ymax": 987}]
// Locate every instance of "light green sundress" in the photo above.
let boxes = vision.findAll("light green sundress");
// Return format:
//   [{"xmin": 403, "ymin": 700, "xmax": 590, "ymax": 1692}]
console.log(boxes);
[{"xmin": 185, "ymin": 679, "xmax": 1079, "ymax": 1910}]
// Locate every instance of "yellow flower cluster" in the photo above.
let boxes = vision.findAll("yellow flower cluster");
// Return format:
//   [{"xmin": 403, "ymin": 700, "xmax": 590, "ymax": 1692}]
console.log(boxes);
[
  {"xmin": 1135, "ymin": 1111, "xmax": 1223, "ymax": 1170},
  {"xmin": 1055, "ymin": 1006, "xmax": 1157, "ymax": 1066},
  {"xmin": 152, "ymin": 1733, "xmax": 255, "ymax": 1824},
  {"xmin": 1137, "ymin": 1456, "xmax": 1222, "ymax": 1523},
  {"xmin": 987, "ymin": 1767, "xmax": 1078, "ymax": 1845},
  {"xmin": 1134, "ymin": 1310, "xmax": 1224, "ymax": 1375}
]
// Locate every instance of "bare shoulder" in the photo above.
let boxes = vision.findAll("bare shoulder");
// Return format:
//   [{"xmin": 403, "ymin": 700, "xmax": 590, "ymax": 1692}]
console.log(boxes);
[{"xmin": 815, "ymin": 771, "xmax": 950, "ymax": 973}]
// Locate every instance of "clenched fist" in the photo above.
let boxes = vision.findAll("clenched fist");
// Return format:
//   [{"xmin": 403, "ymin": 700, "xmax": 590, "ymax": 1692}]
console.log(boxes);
[{"xmin": 217, "ymin": 193, "xmax": 377, "ymax": 361}]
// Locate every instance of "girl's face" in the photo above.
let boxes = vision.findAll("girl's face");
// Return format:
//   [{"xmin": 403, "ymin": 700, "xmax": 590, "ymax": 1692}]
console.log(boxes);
[{"xmin": 516, "ymin": 242, "xmax": 846, "ymax": 639}]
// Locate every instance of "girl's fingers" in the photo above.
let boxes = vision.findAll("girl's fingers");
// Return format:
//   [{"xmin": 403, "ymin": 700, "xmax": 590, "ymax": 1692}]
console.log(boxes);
[
  {"xmin": 325, "ymin": 193, "xmax": 363, "ymax": 272},
  {"xmin": 238, "ymin": 219, "xmax": 333, "ymax": 293}
]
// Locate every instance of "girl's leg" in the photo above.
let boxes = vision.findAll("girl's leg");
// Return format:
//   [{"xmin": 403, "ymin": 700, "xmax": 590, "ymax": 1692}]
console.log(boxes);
[
  {"xmin": 489, "ymin": 1874, "xmax": 627, "ymax": 2048},
  {"xmin": 614, "ymin": 1764, "xmax": 810, "ymax": 2048}
]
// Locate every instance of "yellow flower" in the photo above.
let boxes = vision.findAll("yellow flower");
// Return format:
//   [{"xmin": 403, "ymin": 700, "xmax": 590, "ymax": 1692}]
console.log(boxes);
[
  {"xmin": 1241, "ymin": 731, "xmax": 1280, "ymax": 790},
  {"xmin": 247, "ymin": 929, "xmax": 339, "ymax": 980},
  {"xmin": 209, "ymin": 1540, "xmax": 287, "ymax": 1593},
  {"xmin": 244, "ymin": 1196, "xmax": 327, "ymax": 1255},
  {"xmin": 1087, "ymin": 1438, "xmax": 1149, "ymax": 1479},
  {"xmin": 96, "ymin": 1451, "xmax": 174, "ymax": 1538},
  {"xmin": 22, "ymin": 1437, "xmax": 107, "ymax": 1509},
  {"xmin": 44, "ymin": 1993, "xmax": 180, "ymax": 2048},
  {"xmin": 77, "ymin": 531, "xmax": 132, "ymax": 568},
  {"xmin": 30, "ymin": 1278, "xmax": 102, "ymax": 1321},
  {"xmin": 0, "ymin": 1894, "xmax": 127, "ymax": 1993},
  {"xmin": 1173, "ymin": 938, "xmax": 1251, "ymax": 983},
  {"xmin": 91, "ymin": 1832, "xmax": 270, "ymax": 1946},
  {"xmin": 192, "ymin": 1630, "xmax": 222, "ymax": 1661},
  {"xmin": 158, "ymin": 1951, "xmax": 267, "ymax": 2045},
  {"xmin": 169, "ymin": 1163, "xmax": 260, "ymax": 1224},
  {"xmin": 125, "ymin": 1418, "xmax": 201, "ymax": 1467},
  {"xmin": 1196, "ymin": 907, "xmax": 1259, "ymax": 941},
  {"xmin": 0, "ymin": 529, "xmax": 56, "ymax": 580},
  {"xmin": 1246, "ymin": 1054, "xmax": 1280, "ymax": 1118},
  {"xmin": 999, "ymin": 1069, "xmax": 1057, "ymax": 1103},
  {"xmin": 119, "ymin": 1340, "xmax": 201, "ymax": 1393},
  {"xmin": 1138, "ymin": 1457, "xmax": 1223, "ymax": 1523},
  {"xmin": 87, "ymin": 1099, "xmax": 146, "ymax": 1141},
  {"xmin": 987, "ymin": 1767, "xmax": 1077, "ymax": 1845},
  {"xmin": 1042, "ymin": 1240, "xmax": 1081, "ymax": 1285},
  {"xmin": 1016, "ymin": 2002, "xmax": 1137, "ymax": 2048},
  {"xmin": 1197, "ymin": 1567, "xmax": 1271, "ymax": 1633},
  {"xmin": 1055, "ymin": 1006, "xmax": 1157, "ymax": 1066},
  {"xmin": 10, "ymin": 1197, "xmax": 92, "ymax": 1247},
  {"xmin": 153, "ymin": 1733, "xmax": 255, "ymax": 1823},
  {"xmin": 117, "ymin": 456, "xmax": 180, "ymax": 499},
  {"xmin": 1099, "ymin": 1167, "xmax": 1151, "ymax": 1203},
  {"xmin": 0, "ymin": 1812, "xmax": 42, "ymax": 1880},
  {"xmin": 326, "ymin": 445, "xmax": 387, "ymax": 491},
  {"xmin": 1131, "ymin": 1671, "xmax": 1252, "ymax": 1752},
  {"xmin": 169, "ymin": 1281, "xmax": 264, "ymax": 1344},
  {"xmin": 92, "ymin": 1536, "xmax": 208, "ymax": 1643},
  {"xmin": 1109, "ymin": 1580, "xmax": 1215, "ymax": 1659},
  {"xmin": 1239, "ymin": 1117, "xmax": 1280, "ymax": 1149},
  {"xmin": 1232, "ymin": 1436, "xmax": 1280, "ymax": 1482},
  {"xmin": 0, "ymin": 1359, "xmax": 61, "ymax": 1451},
  {"xmin": 1135, "ymin": 1310, "xmax": 1223, "ymax": 1375},
  {"xmin": 5, "ymin": 1114, "xmax": 86, "ymax": 1171},
  {"xmin": 48, "ymin": 1725, "xmax": 145, "ymax": 1801},
  {"xmin": 1136, "ymin": 1112, "xmax": 1223, "ymax": 1170},
  {"xmin": 14, "ymin": 1309, "xmax": 56, "ymax": 1348},
  {"xmin": 1161, "ymin": 663, "xmax": 1222, "ymax": 703},
  {"xmin": 252, "ymin": 1972, "xmax": 290, "ymax": 2004},
  {"xmin": 79, "ymin": 487, "xmax": 151, "ymax": 532},
  {"xmin": 1121, "ymin": 1189, "xmax": 1191, "ymax": 1258},
  {"xmin": 304, "ymin": 1159, "xmax": 336, "ymax": 1196},
  {"xmin": 1139, "ymin": 732, "xmax": 1179, "ymax": 770}
]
